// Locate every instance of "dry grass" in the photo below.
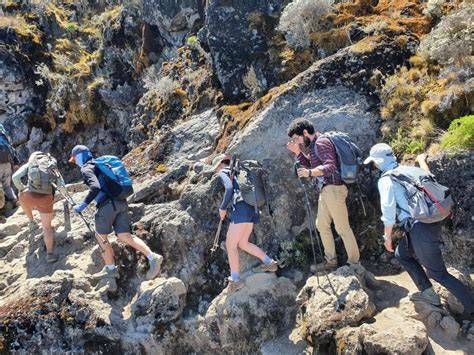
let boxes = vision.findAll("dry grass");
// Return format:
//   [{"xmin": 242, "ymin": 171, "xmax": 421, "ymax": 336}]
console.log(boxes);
[{"xmin": 0, "ymin": 15, "xmax": 42, "ymax": 44}]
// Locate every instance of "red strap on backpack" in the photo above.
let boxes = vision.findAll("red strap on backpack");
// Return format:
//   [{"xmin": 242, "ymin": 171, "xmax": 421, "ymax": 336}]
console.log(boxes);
[{"xmin": 421, "ymin": 186, "xmax": 445, "ymax": 213}]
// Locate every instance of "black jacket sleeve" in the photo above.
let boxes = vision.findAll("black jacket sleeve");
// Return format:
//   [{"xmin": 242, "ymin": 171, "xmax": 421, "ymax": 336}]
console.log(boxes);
[{"xmin": 80, "ymin": 162, "xmax": 101, "ymax": 205}]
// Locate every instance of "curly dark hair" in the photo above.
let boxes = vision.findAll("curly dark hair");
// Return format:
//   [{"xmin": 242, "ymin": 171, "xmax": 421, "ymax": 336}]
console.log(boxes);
[{"xmin": 287, "ymin": 118, "xmax": 315, "ymax": 137}]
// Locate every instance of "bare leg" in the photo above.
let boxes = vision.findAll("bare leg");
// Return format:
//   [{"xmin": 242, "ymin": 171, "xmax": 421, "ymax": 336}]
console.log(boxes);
[
  {"xmin": 237, "ymin": 223, "xmax": 266, "ymax": 260},
  {"xmin": 97, "ymin": 234, "xmax": 114, "ymax": 265},
  {"xmin": 19, "ymin": 192, "xmax": 34, "ymax": 220},
  {"xmin": 226, "ymin": 223, "xmax": 248, "ymax": 274},
  {"xmin": 117, "ymin": 232, "xmax": 152, "ymax": 256},
  {"xmin": 40, "ymin": 212, "xmax": 54, "ymax": 253}
]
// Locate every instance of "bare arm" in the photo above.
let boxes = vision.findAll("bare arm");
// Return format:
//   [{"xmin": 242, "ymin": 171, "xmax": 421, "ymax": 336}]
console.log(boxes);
[{"xmin": 416, "ymin": 153, "xmax": 430, "ymax": 173}]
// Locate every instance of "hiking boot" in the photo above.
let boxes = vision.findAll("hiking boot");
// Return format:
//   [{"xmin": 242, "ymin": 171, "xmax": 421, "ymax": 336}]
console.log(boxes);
[
  {"xmin": 146, "ymin": 253, "xmax": 163, "ymax": 280},
  {"xmin": 409, "ymin": 287, "xmax": 441, "ymax": 306},
  {"xmin": 311, "ymin": 259, "xmax": 338, "ymax": 273},
  {"xmin": 253, "ymin": 260, "xmax": 278, "ymax": 273},
  {"xmin": 46, "ymin": 253, "xmax": 58, "ymax": 263},
  {"xmin": 225, "ymin": 277, "xmax": 244, "ymax": 293},
  {"xmin": 91, "ymin": 266, "xmax": 120, "ymax": 281}
]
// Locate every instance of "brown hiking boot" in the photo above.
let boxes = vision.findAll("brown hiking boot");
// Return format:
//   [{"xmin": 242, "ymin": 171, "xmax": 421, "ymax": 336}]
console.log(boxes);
[
  {"xmin": 253, "ymin": 260, "xmax": 278, "ymax": 273},
  {"xmin": 225, "ymin": 277, "xmax": 244, "ymax": 293},
  {"xmin": 311, "ymin": 259, "xmax": 338, "ymax": 273}
]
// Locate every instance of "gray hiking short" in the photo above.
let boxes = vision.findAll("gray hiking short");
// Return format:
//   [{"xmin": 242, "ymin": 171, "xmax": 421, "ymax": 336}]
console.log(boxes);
[{"xmin": 95, "ymin": 199, "xmax": 131, "ymax": 235}]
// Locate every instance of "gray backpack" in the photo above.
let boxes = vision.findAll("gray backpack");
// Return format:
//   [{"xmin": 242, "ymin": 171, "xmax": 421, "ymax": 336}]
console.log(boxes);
[
  {"xmin": 320, "ymin": 132, "xmax": 361, "ymax": 184},
  {"xmin": 27, "ymin": 152, "xmax": 58, "ymax": 195},
  {"xmin": 230, "ymin": 158, "xmax": 270, "ymax": 215},
  {"xmin": 384, "ymin": 165, "xmax": 453, "ymax": 224}
]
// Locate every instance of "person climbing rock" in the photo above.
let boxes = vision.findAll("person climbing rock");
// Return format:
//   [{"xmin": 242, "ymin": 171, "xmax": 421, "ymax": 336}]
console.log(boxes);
[
  {"xmin": 365, "ymin": 143, "xmax": 474, "ymax": 317},
  {"xmin": 12, "ymin": 151, "xmax": 59, "ymax": 263},
  {"xmin": 0, "ymin": 124, "xmax": 21, "ymax": 219},
  {"xmin": 212, "ymin": 153, "xmax": 278, "ymax": 293},
  {"xmin": 69, "ymin": 145, "xmax": 163, "ymax": 282},
  {"xmin": 286, "ymin": 118, "xmax": 360, "ymax": 272}
]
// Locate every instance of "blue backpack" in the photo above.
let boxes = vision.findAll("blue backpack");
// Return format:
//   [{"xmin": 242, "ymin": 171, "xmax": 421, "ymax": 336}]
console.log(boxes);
[{"xmin": 93, "ymin": 155, "xmax": 134, "ymax": 200}]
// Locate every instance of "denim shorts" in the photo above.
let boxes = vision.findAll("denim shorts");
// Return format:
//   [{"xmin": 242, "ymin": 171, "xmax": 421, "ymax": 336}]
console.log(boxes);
[{"xmin": 230, "ymin": 201, "xmax": 260, "ymax": 224}]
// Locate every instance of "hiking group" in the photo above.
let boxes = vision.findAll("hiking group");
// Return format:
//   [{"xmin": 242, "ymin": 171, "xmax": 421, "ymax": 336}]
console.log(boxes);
[
  {"xmin": 1, "ymin": 117, "xmax": 473, "ymax": 318},
  {"xmin": 211, "ymin": 117, "xmax": 472, "ymax": 317},
  {"xmin": 1, "ymin": 126, "xmax": 163, "ymax": 286}
]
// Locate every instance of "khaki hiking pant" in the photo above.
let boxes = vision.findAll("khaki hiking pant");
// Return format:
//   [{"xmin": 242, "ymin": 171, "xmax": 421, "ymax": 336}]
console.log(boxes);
[
  {"xmin": 315, "ymin": 184, "xmax": 360, "ymax": 264},
  {"xmin": 0, "ymin": 163, "xmax": 16, "ymax": 209}
]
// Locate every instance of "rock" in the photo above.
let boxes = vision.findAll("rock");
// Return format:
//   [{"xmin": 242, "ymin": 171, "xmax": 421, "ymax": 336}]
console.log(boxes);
[
  {"xmin": 440, "ymin": 316, "xmax": 460, "ymax": 340},
  {"xmin": 203, "ymin": 0, "xmax": 284, "ymax": 100},
  {"xmin": 361, "ymin": 310, "xmax": 428, "ymax": 354},
  {"xmin": 296, "ymin": 266, "xmax": 376, "ymax": 344},
  {"xmin": 132, "ymin": 277, "xmax": 187, "ymax": 332},
  {"xmin": 143, "ymin": 0, "xmax": 204, "ymax": 49},
  {"xmin": 432, "ymin": 267, "xmax": 473, "ymax": 315},
  {"xmin": 182, "ymin": 273, "xmax": 297, "ymax": 352},
  {"xmin": 427, "ymin": 311, "xmax": 442, "ymax": 328}
]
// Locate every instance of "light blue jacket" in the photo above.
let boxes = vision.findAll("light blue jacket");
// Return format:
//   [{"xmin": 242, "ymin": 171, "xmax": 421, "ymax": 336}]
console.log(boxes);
[{"xmin": 377, "ymin": 157, "xmax": 411, "ymax": 227}]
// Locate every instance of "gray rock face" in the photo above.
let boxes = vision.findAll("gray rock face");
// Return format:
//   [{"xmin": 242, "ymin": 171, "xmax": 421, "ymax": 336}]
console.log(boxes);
[
  {"xmin": 203, "ymin": 0, "xmax": 284, "ymax": 100},
  {"xmin": 143, "ymin": 0, "xmax": 205, "ymax": 50}
]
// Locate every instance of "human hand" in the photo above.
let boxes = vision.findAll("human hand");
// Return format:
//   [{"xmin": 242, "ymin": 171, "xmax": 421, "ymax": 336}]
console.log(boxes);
[
  {"xmin": 73, "ymin": 201, "xmax": 88, "ymax": 214},
  {"xmin": 13, "ymin": 165, "xmax": 19, "ymax": 172},
  {"xmin": 383, "ymin": 235, "xmax": 394, "ymax": 252},
  {"xmin": 219, "ymin": 209, "xmax": 226, "ymax": 220},
  {"xmin": 297, "ymin": 168, "xmax": 310, "ymax": 178},
  {"xmin": 286, "ymin": 141, "xmax": 301, "ymax": 155}
]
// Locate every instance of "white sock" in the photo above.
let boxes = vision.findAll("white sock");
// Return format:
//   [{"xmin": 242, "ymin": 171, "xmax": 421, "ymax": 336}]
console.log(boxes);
[
  {"xmin": 147, "ymin": 253, "xmax": 155, "ymax": 261},
  {"xmin": 105, "ymin": 264, "xmax": 116, "ymax": 270}
]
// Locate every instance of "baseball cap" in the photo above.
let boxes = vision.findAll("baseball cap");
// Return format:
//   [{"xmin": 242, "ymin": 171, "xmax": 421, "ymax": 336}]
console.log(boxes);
[
  {"xmin": 69, "ymin": 145, "xmax": 90, "ymax": 163},
  {"xmin": 363, "ymin": 143, "xmax": 394, "ymax": 165}
]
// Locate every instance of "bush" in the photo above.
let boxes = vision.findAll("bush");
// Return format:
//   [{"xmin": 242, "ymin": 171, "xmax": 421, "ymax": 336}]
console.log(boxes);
[
  {"xmin": 278, "ymin": 0, "xmax": 335, "ymax": 49},
  {"xmin": 440, "ymin": 115, "xmax": 474, "ymax": 151}
]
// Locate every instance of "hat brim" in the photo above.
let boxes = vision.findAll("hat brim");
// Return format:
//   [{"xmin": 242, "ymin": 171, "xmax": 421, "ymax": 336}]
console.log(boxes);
[{"xmin": 363, "ymin": 156, "xmax": 384, "ymax": 165}]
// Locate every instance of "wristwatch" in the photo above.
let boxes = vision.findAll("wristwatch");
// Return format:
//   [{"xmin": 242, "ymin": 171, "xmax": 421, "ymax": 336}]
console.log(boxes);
[{"xmin": 308, "ymin": 169, "xmax": 312, "ymax": 177}]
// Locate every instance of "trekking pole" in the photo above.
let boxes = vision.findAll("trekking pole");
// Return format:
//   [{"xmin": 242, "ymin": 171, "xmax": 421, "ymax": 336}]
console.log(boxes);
[
  {"xmin": 50, "ymin": 169, "xmax": 108, "ymax": 252},
  {"xmin": 210, "ymin": 219, "xmax": 223, "ymax": 253},
  {"xmin": 294, "ymin": 162, "xmax": 345, "ymax": 311}
]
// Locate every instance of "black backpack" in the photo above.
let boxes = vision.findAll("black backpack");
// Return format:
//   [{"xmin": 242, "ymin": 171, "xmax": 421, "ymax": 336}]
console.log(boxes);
[{"xmin": 320, "ymin": 132, "xmax": 361, "ymax": 184}]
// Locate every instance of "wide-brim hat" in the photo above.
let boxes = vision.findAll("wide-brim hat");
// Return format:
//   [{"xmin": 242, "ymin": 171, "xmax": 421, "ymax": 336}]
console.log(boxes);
[{"xmin": 210, "ymin": 153, "xmax": 230, "ymax": 171}]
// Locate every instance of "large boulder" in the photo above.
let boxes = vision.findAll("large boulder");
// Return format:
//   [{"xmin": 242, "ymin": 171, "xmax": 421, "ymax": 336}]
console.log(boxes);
[
  {"xmin": 336, "ymin": 303, "xmax": 429, "ymax": 355},
  {"xmin": 296, "ymin": 266, "xmax": 376, "ymax": 344},
  {"xmin": 203, "ymin": 0, "xmax": 284, "ymax": 100},
  {"xmin": 181, "ymin": 273, "xmax": 298, "ymax": 353}
]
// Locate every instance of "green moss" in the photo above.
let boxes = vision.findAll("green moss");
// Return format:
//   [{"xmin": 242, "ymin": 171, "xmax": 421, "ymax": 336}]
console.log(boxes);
[
  {"xmin": 440, "ymin": 115, "xmax": 474, "ymax": 151},
  {"xmin": 186, "ymin": 35, "xmax": 198, "ymax": 45}
]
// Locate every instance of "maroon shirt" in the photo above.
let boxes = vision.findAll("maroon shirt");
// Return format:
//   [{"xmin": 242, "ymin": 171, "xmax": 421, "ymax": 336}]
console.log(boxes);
[{"xmin": 297, "ymin": 136, "xmax": 343, "ymax": 187}]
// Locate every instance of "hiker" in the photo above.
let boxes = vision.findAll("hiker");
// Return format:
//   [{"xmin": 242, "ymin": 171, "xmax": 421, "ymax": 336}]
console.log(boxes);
[
  {"xmin": 68, "ymin": 145, "xmax": 163, "ymax": 281},
  {"xmin": 0, "ymin": 124, "xmax": 21, "ymax": 215},
  {"xmin": 212, "ymin": 154, "xmax": 278, "ymax": 292},
  {"xmin": 12, "ymin": 151, "xmax": 58, "ymax": 263},
  {"xmin": 364, "ymin": 143, "xmax": 474, "ymax": 316},
  {"xmin": 286, "ymin": 118, "xmax": 360, "ymax": 271}
]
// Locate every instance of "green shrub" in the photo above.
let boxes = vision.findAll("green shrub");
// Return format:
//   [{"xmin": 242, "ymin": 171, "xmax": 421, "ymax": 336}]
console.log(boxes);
[{"xmin": 440, "ymin": 115, "xmax": 474, "ymax": 151}]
